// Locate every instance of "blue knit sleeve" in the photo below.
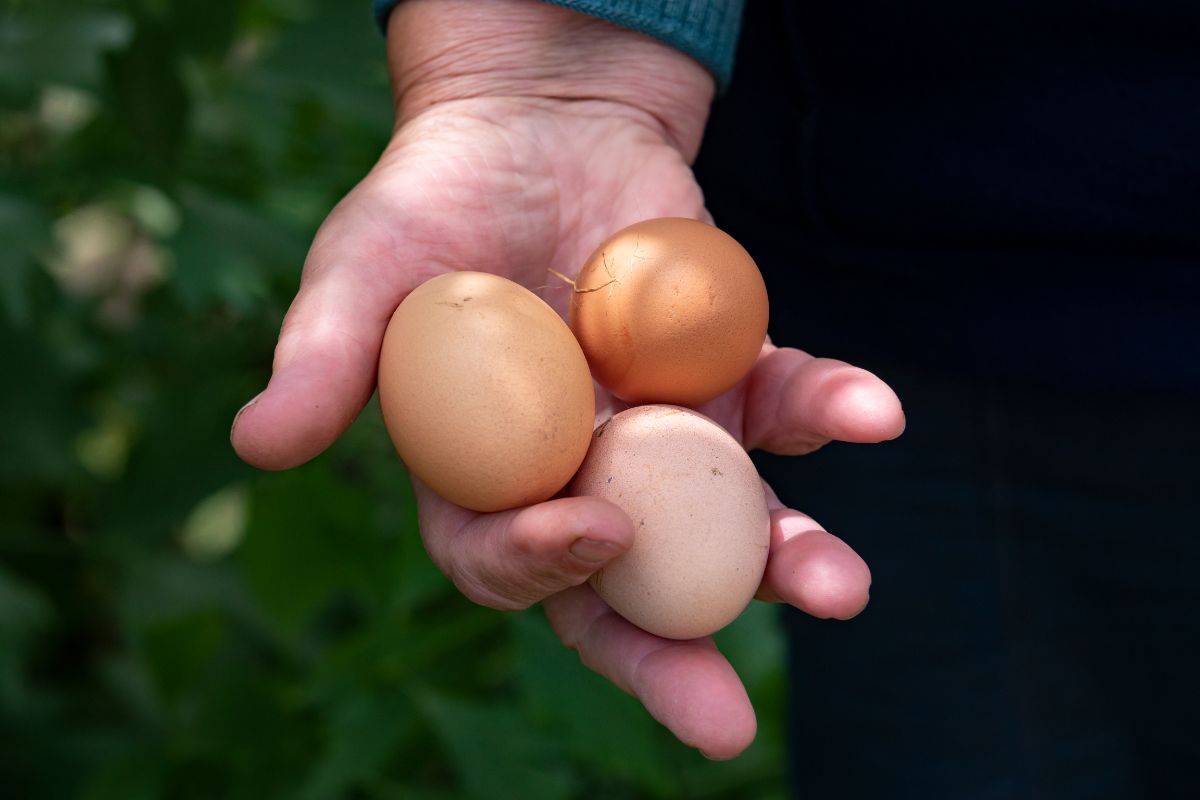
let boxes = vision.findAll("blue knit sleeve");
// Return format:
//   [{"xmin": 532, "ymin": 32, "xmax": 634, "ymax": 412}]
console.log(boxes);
[{"xmin": 371, "ymin": 0, "xmax": 744, "ymax": 89}]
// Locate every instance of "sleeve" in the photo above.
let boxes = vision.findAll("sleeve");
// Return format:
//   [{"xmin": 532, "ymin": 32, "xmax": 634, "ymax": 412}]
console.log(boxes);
[{"xmin": 372, "ymin": 0, "xmax": 745, "ymax": 90}]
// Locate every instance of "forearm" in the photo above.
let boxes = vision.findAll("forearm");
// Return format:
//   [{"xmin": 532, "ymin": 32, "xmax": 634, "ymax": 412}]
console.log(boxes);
[{"xmin": 386, "ymin": 0, "xmax": 714, "ymax": 159}]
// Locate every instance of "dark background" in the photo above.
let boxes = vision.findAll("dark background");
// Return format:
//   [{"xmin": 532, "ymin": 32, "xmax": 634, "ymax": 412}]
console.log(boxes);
[{"xmin": 694, "ymin": 3, "xmax": 1200, "ymax": 797}]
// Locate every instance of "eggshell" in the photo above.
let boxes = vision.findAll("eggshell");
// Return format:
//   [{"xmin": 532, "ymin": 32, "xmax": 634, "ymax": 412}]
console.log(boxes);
[
  {"xmin": 568, "ymin": 217, "xmax": 768, "ymax": 406},
  {"xmin": 569, "ymin": 405, "xmax": 770, "ymax": 639},
  {"xmin": 378, "ymin": 271, "xmax": 595, "ymax": 512}
]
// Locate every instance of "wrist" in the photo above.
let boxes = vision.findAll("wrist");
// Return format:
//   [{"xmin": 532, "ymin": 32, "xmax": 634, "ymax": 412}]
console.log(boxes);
[{"xmin": 387, "ymin": 0, "xmax": 714, "ymax": 159}]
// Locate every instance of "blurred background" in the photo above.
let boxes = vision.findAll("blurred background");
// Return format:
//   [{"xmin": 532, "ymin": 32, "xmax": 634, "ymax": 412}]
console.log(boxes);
[{"xmin": 0, "ymin": 1, "xmax": 787, "ymax": 797}]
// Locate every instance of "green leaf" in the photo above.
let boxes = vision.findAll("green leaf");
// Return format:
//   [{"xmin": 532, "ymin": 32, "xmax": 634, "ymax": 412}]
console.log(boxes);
[
  {"xmin": 104, "ymin": 18, "xmax": 189, "ymax": 178},
  {"xmin": 416, "ymin": 690, "xmax": 576, "ymax": 800},
  {"xmin": 168, "ymin": 184, "xmax": 306, "ymax": 313},
  {"xmin": 0, "ymin": 7, "xmax": 134, "ymax": 97},
  {"xmin": 512, "ymin": 612, "xmax": 677, "ymax": 796},
  {"xmin": 170, "ymin": 0, "xmax": 240, "ymax": 57},
  {"xmin": 141, "ymin": 609, "xmax": 227, "ymax": 705},
  {"xmin": 0, "ymin": 564, "xmax": 53, "ymax": 709},
  {"xmin": 238, "ymin": 457, "xmax": 393, "ymax": 640},
  {"xmin": 116, "ymin": 553, "xmax": 270, "ymax": 643},
  {"xmin": 713, "ymin": 601, "xmax": 786, "ymax": 699},
  {"xmin": 0, "ymin": 320, "xmax": 83, "ymax": 484},
  {"xmin": 298, "ymin": 688, "xmax": 417, "ymax": 800},
  {"xmin": 248, "ymin": 0, "xmax": 391, "ymax": 131},
  {"xmin": 0, "ymin": 192, "xmax": 50, "ymax": 327}
]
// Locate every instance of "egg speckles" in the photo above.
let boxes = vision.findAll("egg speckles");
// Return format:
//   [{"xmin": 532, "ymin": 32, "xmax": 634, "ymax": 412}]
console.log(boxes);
[
  {"xmin": 568, "ymin": 218, "xmax": 768, "ymax": 406},
  {"xmin": 569, "ymin": 405, "xmax": 770, "ymax": 639},
  {"xmin": 377, "ymin": 271, "xmax": 595, "ymax": 513}
]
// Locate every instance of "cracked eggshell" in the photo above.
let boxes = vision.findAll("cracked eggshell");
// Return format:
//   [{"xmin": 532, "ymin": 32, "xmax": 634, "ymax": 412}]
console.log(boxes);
[
  {"xmin": 378, "ymin": 271, "xmax": 595, "ymax": 513},
  {"xmin": 568, "ymin": 217, "xmax": 768, "ymax": 406},
  {"xmin": 569, "ymin": 404, "xmax": 770, "ymax": 640}
]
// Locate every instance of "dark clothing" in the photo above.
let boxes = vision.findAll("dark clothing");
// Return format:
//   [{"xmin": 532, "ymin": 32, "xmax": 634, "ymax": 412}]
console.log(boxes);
[
  {"xmin": 693, "ymin": 2, "xmax": 1200, "ymax": 797},
  {"xmin": 759, "ymin": 375, "xmax": 1200, "ymax": 799},
  {"xmin": 697, "ymin": 0, "xmax": 1200, "ymax": 391}
]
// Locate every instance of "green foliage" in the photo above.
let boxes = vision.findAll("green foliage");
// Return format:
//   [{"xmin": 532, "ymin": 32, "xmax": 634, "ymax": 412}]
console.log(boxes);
[{"xmin": 0, "ymin": 0, "xmax": 789, "ymax": 797}]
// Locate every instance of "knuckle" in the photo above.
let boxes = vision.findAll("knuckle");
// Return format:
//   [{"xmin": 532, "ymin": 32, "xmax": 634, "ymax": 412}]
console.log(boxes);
[
  {"xmin": 452, "ymin": 572, "xmax": 513, "ymax": 610},
  {"xmin": 507, "ymin": 520, "xmax": 552, "ymax": 560},
  {"xmin": 446, "ymin": 560, "xmax": 533, "ymax": 611}
]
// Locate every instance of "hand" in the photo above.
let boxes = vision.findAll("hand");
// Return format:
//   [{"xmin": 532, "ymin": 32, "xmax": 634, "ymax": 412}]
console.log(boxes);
[{"xmin": 230, "ymin": 0, "xmax": 905, "ymax": 760}]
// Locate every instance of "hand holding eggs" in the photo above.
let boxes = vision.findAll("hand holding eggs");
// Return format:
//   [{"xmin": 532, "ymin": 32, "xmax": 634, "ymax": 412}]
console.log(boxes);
[{"xmin": 378, "ymin": 219, "xmax": 773, "ymax": 639}]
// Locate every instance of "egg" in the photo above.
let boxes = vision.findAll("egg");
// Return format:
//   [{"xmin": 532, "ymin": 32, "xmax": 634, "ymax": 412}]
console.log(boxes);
[
  {"xmin": 377, "ymin": 271, "xmax": 595, "ymax": 513},
  {"xmin": 568, "ymin": 217, "xmax": 769, "ymax": 406},
  {"xmin": 569, "ymin": 405, "xmax": 770, "ymax": 640}
]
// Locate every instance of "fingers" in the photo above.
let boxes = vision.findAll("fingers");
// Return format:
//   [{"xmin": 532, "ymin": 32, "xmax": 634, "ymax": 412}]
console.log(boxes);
[
  {"xmin": 414, "ymin": 481, "xmax": 636, "ymax": 610},
  {"xmin": 741, "ymin": 346, "xmax": 905, "ymax": 455},
  {"xmin": 536, "ymin": 480, "xmax": 866, "ymax": 760},
  {"xmin": 543, "ymin": 585, "xmax": 757, "ymax": 760},
  {"xmin": 757, "ymin": 508, "xmax": 872, "ymax": 618},
  {"xmin": 756, "ymin": 484, "xmax": 872, "ymax": 619},
  {"xmin": 231, "ymin": 207, "xmax": 418, "ymax": 470}
]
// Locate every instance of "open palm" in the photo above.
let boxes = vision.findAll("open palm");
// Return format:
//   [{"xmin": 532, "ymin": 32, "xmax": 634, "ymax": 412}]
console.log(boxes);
[{"xmin": 232, "ymin": 97, "xmax": 904, "ymax": 758}]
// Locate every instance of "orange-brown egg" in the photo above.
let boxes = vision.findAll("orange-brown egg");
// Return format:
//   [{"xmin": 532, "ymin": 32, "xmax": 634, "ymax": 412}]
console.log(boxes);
[
  {"xmin": 568, "ymin": 218, "xmax": 768, "ymax": 406},
  {"xmin": 378, "ymin": 272, "xmax": 595, "ymax": 513},
  {"xmin": 569, "ymin": 405, "xmax": 770, "ymax": 640}
]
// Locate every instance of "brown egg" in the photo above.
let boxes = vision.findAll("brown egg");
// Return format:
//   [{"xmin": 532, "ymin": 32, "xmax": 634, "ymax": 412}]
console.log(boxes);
[
  {"xmin": 568, "ymin": 217, "xmax": 769, "ymax": 406},
  {"xmin": 569, "ymin": 405, "xmax": 770, "ymax": 640},
  {"xmin": 378, "ymin": 272, "xmax": 595, "ymax": 513}
]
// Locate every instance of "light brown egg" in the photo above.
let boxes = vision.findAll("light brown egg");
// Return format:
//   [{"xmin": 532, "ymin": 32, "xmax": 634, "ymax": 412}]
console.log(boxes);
[
  {"xmin": 377, "ymin": 272, "xmax": 595, "ymax": 513},
  {"xmin": 568, "ymin": 217, "xmax": 769, "ymax": 406},
  {"xmin": 569, "ymin": 405, "xmax": 770, "ymax": 640}
]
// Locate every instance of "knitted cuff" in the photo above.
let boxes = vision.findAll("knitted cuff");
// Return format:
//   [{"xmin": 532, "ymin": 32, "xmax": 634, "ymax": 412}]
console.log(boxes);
[{"xmin": 372, "ymin": 0, "xmax": 743, "ymax": 89}]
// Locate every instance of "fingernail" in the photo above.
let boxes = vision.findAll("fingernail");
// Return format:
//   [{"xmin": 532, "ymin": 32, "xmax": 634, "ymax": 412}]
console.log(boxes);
[
  {"xmin": 569, "ymin": 537, "xmax": 623, "ymax": 564},
  {"xmin": 230, "ymin": 393, "xmax": 261, "ymax": 440},
  {"xmin": 699, "ymin": 749, "xmax": 731, "ymax": 761}
]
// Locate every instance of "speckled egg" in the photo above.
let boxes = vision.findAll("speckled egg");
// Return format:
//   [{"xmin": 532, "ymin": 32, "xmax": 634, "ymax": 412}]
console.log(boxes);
[
  {"xmin": 568, "ymin": 217, "xmax": 769, "ymax": 406},
  {"xmin": 569, "ymin": 405, "xmax": 770, "ymax": 639},
  {"xmin": 378, "ymin": 271, "xmax": 595, "ymax": 513}
]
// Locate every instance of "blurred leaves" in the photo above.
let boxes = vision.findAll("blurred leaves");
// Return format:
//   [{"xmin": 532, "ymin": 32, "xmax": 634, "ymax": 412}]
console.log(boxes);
[
  {"xmin": 178, "ymin": 485, "xmax": 247, "ymax": 561},
  {"xmin": 105, "ymin": 17, "xmax": 189, "ymax": 178},
  {"xmin": 419, "ymin": 689, "xmax": 576, "ymax": 800},
  {"xmin": 0, "ymin": 565, "xmax": 52, "ymax": 710},
  {"xmin": 0, "ymin": 192, "xmax": 50, "ymax": 325},
  {"xmin": 0, "ymin": 6, "xmax": 133, "ymax": 98},
  {"xmin": 0, "ymin": 0, "xmax": 789, "ymax": 797},
  {"xmin": 514, "ymin": 613, "xmax": 676, "ymax": 795}
]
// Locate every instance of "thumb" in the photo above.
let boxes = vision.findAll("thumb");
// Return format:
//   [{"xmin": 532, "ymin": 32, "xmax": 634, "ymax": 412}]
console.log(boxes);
[
  {"xmin": 415, "ymin": 482, "xmax": 637, "ymax": 611},
  {"xmin": 231, "ymin": 209, "xmax": 421, "ymax": 470}
]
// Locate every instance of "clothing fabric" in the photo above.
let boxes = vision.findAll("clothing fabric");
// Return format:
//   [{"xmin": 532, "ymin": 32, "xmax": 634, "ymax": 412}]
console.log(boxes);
[
  {"xmin": 692, "ymin": 2, "xmax": 1200, "ymax": 797},
  {"xmin": 372, "ymin": 0, "xmax": 745, "ymax": 88},
  {"xmin": 758, "ymin": 372, "xmax": 1200, "ymax": 799},
  {"xmin": 695, "ymin": 0, "xmax": 1200, "ymax": 392}
]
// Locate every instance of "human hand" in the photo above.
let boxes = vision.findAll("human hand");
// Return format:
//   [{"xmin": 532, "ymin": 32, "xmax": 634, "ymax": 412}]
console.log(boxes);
[{"xmin": 230, "ymin": 0, "xmax": 904, "ymax": 759}]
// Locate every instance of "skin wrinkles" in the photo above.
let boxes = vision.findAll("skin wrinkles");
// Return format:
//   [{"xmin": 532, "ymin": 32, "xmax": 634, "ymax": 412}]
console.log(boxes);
[
  {"xmin": 386, "ymin": 106, "xmax": 561, "ymax": 280},
  {"xmin": 388, "ymin": 97, "xmax": 705, "ymax": 311},
  {"xmin": 388, "ymin": 1, "xmax": 713, "ymax": 153}
]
